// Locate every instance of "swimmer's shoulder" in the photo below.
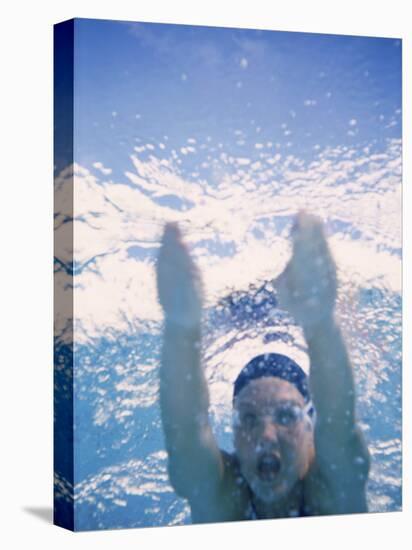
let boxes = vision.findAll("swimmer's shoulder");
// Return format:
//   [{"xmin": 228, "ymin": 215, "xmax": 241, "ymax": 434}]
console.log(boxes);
[
  {"xmin": 188, "ymin": 449, "xmax": 251, "ymax": 524},
  {"xmin": 303, "ymin": 439, "xmax": 369, "ymax": 516},
  {"xmin": 302, "ymin": 459, "xmax": 336, "ymax": 516}
]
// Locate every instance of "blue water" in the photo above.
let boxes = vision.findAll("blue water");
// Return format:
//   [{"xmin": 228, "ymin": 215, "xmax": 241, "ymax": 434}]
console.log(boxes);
[{"xmin": 54, "ymin": 19, "xmax": 402, "ymax": 530}]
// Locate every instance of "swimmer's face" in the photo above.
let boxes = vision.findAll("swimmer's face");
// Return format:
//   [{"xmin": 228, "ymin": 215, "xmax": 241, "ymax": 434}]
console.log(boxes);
[{"xmin": 233, "ymin": 377, "xmax": 315, "ymax": 504}]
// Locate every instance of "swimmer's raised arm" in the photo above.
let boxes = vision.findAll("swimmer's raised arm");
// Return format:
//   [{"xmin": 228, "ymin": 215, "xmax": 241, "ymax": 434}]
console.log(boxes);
[
  {"xmin": 275, "ymin": 211, "xmax": 370, "ymax": 513},
  {"xmin": 156, "ymin": 223, "xmax": 224, "ymax": 504}
]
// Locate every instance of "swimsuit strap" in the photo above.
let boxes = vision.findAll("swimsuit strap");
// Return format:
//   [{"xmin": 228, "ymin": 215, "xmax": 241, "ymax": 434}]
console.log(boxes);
[
  {"xmin": 247, "ymin": 484, "xmax": 307, "ymax": 519},
  {"xmin": 248, "ymin": 495, "xmax": 258, "ymax": 520}
]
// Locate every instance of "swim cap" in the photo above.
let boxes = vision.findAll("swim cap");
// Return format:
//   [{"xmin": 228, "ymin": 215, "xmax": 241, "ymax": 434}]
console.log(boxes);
[{"xmin": 233, "ymin": 353, "xmax": 312, "ymax": 410}]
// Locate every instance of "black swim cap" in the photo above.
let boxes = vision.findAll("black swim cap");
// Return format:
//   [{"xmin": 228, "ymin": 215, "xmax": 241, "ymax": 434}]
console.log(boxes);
[{"xmin": 233, "ymin": 353, "xmax": 311, "ymax": 405}]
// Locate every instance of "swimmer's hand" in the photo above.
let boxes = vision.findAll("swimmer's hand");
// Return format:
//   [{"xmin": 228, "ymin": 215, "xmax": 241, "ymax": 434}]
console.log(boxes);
[
  {"xmin": 274, "ymin": 211, "xmax": 337, "ymax": 330},
  {"xmin": 156, "ymin": 222, "xmax": 203, "ymax": 329}
]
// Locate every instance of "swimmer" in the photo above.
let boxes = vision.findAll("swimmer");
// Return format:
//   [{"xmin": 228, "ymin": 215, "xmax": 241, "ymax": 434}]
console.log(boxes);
[{"xmin": 156, "ymin": 211, "xmax": 370, "ymax": 522}]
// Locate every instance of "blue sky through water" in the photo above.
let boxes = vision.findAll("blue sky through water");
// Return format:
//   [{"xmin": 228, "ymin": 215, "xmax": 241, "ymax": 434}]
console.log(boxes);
[{"xmin": 73, "ymin": 19, "xmax": 401, "ymax": 180}]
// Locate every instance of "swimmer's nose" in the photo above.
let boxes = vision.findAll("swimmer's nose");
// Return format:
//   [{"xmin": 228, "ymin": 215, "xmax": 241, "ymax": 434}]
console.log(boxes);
[{"xmin": 261, "ymin": 419, "xmax": 279, "ymax": 446}]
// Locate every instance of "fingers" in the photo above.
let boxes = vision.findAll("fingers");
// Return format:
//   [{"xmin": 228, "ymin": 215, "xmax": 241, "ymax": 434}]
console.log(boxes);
[
  {"xmin": 159, "ymin": 222, "xmax": 188, "ymax": 262},
  {"xmin": 292, "ymin": 211, "xmax": 324, "ymax": 240},
  {"xmin": 289, "ymin": 211, "xmax": 336, "ymax": 284},
  {"xmin": 291, "ymin": 211, "xmax": 329, "ymax": 258},
  {"xmin": 157, "ymin": 221, "xmax": 202, "ymax": 286},
  {"xmin": 162, "ymin": 221, "xmax": 182, "ymax": 243},
  {"xmin": 156, "ymin": 222, "xmax": 204, "ymax": 321}
]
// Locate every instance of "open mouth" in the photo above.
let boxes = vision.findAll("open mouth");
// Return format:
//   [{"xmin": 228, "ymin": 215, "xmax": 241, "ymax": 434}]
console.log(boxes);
[{"xmin": 257, "ymin": 453, "xmax": 281, "ymax": 482}]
